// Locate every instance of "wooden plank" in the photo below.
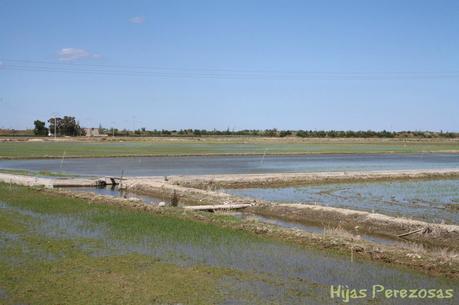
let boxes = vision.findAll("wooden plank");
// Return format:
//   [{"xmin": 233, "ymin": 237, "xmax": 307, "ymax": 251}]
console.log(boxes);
[
  {"xmin": 184, "ymin": 204, "xmax": 251, "ymax": 211},
  {"xmin": 397, "ymin": 227, "xmax": 428, "ymax": 238}
]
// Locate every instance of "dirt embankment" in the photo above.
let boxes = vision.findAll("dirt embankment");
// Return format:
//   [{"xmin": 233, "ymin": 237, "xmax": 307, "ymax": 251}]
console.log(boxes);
[
  {"xmin": 122, "ymin": 177, "xmax": 260, "ymax": 206},
  {"xmin": 123, "ymin": 175, "xmax": 459, "ymax": 251},
  {"xmin": 250, "ymin": 203, "xmax": 459, "ymax": 251},
  {"xmin": 167, "ymin": 168, "xmax": 459, "ymax": 189},
  {"xmin": 0, "ymin": 173, "xmax": 112, "ymax": 188}
]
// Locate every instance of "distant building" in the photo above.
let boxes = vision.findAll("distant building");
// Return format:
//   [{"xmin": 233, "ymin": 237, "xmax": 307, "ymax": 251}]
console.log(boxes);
[{"xmin": 83, "ymin": 128, "xmax": 106, "ymax": 137}]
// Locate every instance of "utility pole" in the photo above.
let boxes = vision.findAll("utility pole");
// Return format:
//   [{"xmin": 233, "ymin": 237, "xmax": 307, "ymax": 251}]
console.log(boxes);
[
  {"xmin": 54, "ymin": 115, "xmax": 57, "ymax": 140},
  {"xmin": 111, "ymin": 121, "xmax": 116, "ymax": 137}
]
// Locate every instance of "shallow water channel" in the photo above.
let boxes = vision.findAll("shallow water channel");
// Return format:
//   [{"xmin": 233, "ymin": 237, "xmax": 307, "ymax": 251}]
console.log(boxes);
[
  {"xmin": 1, "ymin": 153, "xmax": 458, "ymax": 176},
  {"xmin": 0, "ymin": 199, "xmax": 457, "ymax": 305},
  {"xmin": 224, "ymin": 179, "xmax": 459, "ymax": 224},
  {"xmin": 230, "ymin": 212, "xmax": 397, "ymax": 245}
]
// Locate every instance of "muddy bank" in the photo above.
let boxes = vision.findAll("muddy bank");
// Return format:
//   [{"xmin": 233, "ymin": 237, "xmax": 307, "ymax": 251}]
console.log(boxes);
[
  {"xmin": 122, "ymin": 177, "xmax": 259, "ymax": 206},
  {"xmin": 249, "ymin": 203, "xmax": 459, "ymax": 251},
  {"xmin": 168, "ymin": 168, "xmax": 459, "ymax": 189}
]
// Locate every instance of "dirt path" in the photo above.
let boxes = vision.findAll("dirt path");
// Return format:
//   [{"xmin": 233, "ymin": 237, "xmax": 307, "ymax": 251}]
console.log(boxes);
[
  {"xmin": 0, "ymin": 173, "xmax": 112, "ymax": 188},
  {"xmin": 166, "ymin": 168, "xmax": 459, "ymax": 188}
]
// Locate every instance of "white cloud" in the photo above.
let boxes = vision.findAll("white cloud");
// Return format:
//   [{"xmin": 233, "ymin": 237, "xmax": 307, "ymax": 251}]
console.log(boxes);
[
  {"xmin": 57, "ymin": 48, "xmax": 100, "ymax": 61},
  {"xmin": 129, "ymin": 16, "xmax": 145, "ymax": 24}
]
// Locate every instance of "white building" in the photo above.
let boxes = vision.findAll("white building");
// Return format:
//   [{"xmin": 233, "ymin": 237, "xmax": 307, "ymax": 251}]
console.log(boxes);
[{"xmin": 83, "ymin": 128, "xmax": 105, "ymax": 137}]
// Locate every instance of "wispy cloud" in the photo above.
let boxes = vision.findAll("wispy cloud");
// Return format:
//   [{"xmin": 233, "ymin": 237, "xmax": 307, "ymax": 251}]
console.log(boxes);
[
  {"xmin": 129, "ymin": 16, "xmax": 145, "ymax": 24},
  {"xmin": 57, "ymin": 48, "xmax": 100, "ymax": 61}
]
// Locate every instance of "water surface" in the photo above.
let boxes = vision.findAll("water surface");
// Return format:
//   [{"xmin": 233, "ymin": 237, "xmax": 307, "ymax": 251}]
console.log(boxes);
[
  {"xmin": 0, "ymin": 153, "xmax": 458, "ymax": 176},
  {"xmin": 1, "ymin": 200, "xmax": 457, "ymax": 305},
  {"xmin": 225, "ymin": 179, "xmax": 459, "ymax": 224},
  {"xmin": 231, "ymin": 212, "xmax": 396, "ymax": 245}
]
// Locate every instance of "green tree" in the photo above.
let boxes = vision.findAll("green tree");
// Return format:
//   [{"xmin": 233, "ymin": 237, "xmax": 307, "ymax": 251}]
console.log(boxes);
[
  {"xmin": 48, "ymin": 116, "xmax": 83, "ymax": 136},
  {"xmin": 33, "ymin": 120, "xmax": 48, "ymax": 136}
]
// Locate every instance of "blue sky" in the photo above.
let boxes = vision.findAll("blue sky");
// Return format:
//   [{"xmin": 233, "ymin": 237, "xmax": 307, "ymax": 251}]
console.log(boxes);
[{"xmin": 1, "ymin": 0, "xmax": 458, "ymax": 131}]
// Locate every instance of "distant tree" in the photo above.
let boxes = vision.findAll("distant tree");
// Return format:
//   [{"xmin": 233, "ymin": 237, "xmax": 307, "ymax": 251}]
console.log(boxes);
[
  {"xmin": 63, "ymin": 116, "xmax": 82, "ymax": 136},
  {"xmin": 48, "ymin": 116, "xmax": 83, "ymax": 136},
  {"xmin": 279, "ymin": 130, "xmax": 292, "ymax": 137},
  {"xmin": 33, "ymin": 120, "xmax": 48, "ymax": 136},
  {"xmin": 47, "ymin": 117, "xmax": 62, "ymax": 136},
  {"xmin": 264, "ymin": 129, "xmax": 278, "ymax": 137},
  {"xmin": 296, "ymin": 130, "xmax": 307, "ymax": 138}
]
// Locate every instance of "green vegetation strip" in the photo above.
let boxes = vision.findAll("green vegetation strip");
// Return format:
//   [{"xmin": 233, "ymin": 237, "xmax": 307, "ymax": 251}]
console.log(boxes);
[
  {"xmin": 1, "ymin": 183, "xmax": 457, "ymax": 304},
  {"xmin": 0, "ymin": 184, "xmax": 298, "ymax": 305},
  {"xmin": 0, "ymin": 139, "xmax": 458, "ymax": 159}
]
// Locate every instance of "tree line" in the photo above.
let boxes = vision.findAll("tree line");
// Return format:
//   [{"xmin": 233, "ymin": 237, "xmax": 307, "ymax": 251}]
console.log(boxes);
[
  {"xmin": 30, "ymin": 117, "xmax": 457, "ymax": 138},
  {"xmin": 33, "ymin": 116, "xmax": 84, "ymax": 136},
  {"xmin": 100, "ymin": 127, "xmax": 458, "ymax": 138}
]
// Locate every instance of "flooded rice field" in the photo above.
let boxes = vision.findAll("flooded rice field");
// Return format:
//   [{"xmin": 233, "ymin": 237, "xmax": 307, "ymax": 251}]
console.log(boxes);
[
  {"xmin": 62, "ymin": 187, "xmax": 398, "ymax": 245},
  {"xmin": 0, "ymin": 153, "xmax": 458, "ymax": 177},
  {"xmin": 1, "ymin": 198, "xmax": 457, "ymax": 305},
  {"xmin": 225, "ymin": 179, "xmax": 459, "ymax": 224}
]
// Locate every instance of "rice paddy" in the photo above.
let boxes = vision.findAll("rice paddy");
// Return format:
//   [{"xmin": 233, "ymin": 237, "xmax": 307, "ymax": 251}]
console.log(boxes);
[
  {"xmin": 0, "ymin": 138, "xmax": 458, "ymax": 159},
  {"xmin": 225, "ymin": 179, "xmax": 459, "ymax": 224},
  {"xmin": 1, "ymin": 153, "xmax": 458, "ymax": 177},
  {"xmin": 0, "ymin": 139, "xmax": 458, "ymax": 304},
  {"xmin": 0, "ymin": 183, "xmax": 457, "ymax": 305}
]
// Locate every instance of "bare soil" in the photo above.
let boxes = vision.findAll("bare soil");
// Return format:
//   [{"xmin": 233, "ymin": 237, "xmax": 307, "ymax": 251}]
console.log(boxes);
[{"xmin": 167, "ymin": 168, "xmax": 459, "ymax": 189}]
